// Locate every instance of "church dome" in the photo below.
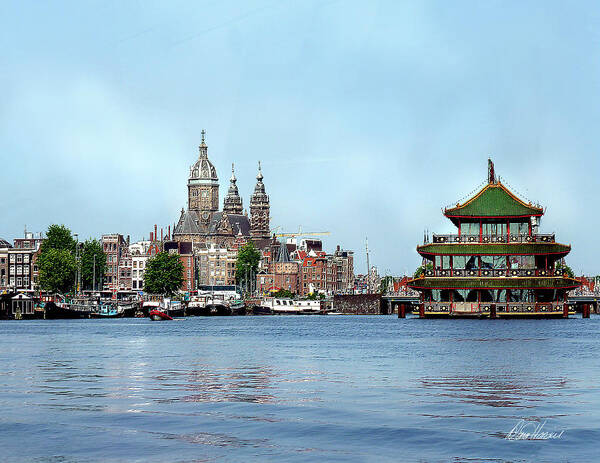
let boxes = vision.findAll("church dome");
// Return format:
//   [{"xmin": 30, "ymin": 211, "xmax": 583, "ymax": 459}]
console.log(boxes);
[{"xmin": 189, "ymin": 130, "xmax": 218, "ymax": 182}]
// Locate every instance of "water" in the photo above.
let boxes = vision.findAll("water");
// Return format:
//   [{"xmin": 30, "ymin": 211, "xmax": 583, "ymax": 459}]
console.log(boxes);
[{"xmin": 0, "ymin": 316, "xmax": 599, "ymax": 462}]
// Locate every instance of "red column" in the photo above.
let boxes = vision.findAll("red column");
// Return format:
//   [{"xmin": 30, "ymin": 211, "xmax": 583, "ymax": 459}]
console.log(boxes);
[
  {"xmin": 562, "ymin": 303, "xmax": 568, "ymax": 318},
  {"xmin": 419, "ymin": 303, "xmax": 425, "ymax": 318},
  {"xmin": 583, "ymin": 304, "xmax": 590, "ymax": 318},
  {"xmin": 398, "ymin": 303, "xmax": 406, "ymax": 318}
]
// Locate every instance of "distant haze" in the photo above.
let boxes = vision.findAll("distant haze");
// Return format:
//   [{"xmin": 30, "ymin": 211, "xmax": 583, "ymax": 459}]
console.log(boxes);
[{"xmin": 1, "ymin": 1, "xmax": 598, "ymax": 275}]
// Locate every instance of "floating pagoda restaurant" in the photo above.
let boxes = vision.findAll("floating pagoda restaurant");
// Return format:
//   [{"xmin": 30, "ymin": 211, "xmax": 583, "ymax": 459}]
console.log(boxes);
[{"xmin": 408, "ymin": 161, "xmax": 581, "ymax": 318}]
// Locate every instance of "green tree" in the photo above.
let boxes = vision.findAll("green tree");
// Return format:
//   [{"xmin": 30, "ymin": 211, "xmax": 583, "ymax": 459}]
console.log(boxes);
[
  {"xmin": 41, "ymin": 224, "xmax": 76, "ymax": 254},
  {"xmin": 413, "ymin": 262, "xmax": 433, "ymax": 278},
  {"xmin": 272, "ymin": 288, "xmax": 294, "ymax": 298},
  {"xmin": 81, "ymin": 239, "xmax": 107, "ymax": 290},
  {"xmin": 38, "ymin": 224, "xmax": 77, "ymax": 293},
  {"xmin": 143, "ymin": 251, "xmax": 184, "ymax": 295},
  {"xmin": 236, "ymin": 241, "xmax": 261, "ymax": 284},
  {"xmin": 379, "ymin": 275, "xmax": 394, "ymax": 294},
  {"xmin": 556, "ymin": 261, "xmax": 575, "ymax": 278},
  {"xmin": 38, "ymin": 248, "xmax": 76, "ymax": 293}
]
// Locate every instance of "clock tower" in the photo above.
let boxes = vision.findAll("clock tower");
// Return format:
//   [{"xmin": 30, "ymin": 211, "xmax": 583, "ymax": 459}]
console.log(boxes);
[{"xmin": 188, "ymin": 130, "xmax": 219, "ymax": 223}]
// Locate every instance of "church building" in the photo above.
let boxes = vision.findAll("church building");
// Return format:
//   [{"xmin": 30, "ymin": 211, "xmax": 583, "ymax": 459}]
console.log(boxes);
[{"xmin": 173, "ymin": 130, "xmax": 271, "ymax": 249}]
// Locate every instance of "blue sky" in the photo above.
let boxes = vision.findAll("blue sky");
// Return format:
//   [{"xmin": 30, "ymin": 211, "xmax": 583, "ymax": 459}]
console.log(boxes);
[{"xmin": 1, "ymin": 1, "xmax": 599, "ymax": 276}]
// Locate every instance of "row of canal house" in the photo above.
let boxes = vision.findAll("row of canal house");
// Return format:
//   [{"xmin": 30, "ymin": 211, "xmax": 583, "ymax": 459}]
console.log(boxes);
[{"xmin": 256, "ymin": 239, "xmax": 355, "ymax": 296}]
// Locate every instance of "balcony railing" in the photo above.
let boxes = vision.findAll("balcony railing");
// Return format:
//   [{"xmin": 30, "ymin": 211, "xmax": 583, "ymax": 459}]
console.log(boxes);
[
  {"xmin": 422, "ymin": 302, "xmax": 564, "ymax": 313},
  {"xmin": 432, "ymin": 233, "xmax": 555, "ymax": 244},
  {"xmin": 424, "ymin": 268, "xmax": 560, "ymax": 278}
]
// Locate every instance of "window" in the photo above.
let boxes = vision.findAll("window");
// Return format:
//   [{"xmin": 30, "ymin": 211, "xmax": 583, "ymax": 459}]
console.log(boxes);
[
  {"xmin": 23, "ymin": 255, "xmax": 29, "ymax": 263},
  {"xmin": 17, "ymin": 255, "xmax": 22, "ymax": 263},
  {"xmin": 9, "ymin": 254, "xmax": 15, "ymax": 263},
  {"xmin": 461, "ymin": 222, "xmax": 479, "ymax": 235},
  {"xmin": 510, "ymin": 222, "xmax": 529, "ymax": 236}
]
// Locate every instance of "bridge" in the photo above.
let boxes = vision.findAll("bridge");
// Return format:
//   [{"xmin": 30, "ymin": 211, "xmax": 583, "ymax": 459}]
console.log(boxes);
[{"xmin": 381, "ymin": 295, "xmax": 419, "ymax": 315}]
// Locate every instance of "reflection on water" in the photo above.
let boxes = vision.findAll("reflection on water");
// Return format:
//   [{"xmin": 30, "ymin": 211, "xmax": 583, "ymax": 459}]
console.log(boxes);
[
  {"xmin": 154, "ymin": 366, "xmax": 277, "ymax": 404},
  {"xmin": 0, "ymin": 317, "xmax": 599, "ymax": 463},
  {"xmin": 419, "ymin": 375, "xmax": 569, "ymax": 408}
]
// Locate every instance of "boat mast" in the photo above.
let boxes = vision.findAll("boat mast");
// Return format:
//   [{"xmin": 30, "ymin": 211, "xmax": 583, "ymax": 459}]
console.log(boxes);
[{"xmin": 366, "ymin": 237, "xmax": 370, "ymax": 294}]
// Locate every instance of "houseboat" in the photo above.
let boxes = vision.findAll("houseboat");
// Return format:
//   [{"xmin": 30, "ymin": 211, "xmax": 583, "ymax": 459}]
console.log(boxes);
[{"xmin": 259, "ymin": 298, "xmax": 321, "ymax": 315}]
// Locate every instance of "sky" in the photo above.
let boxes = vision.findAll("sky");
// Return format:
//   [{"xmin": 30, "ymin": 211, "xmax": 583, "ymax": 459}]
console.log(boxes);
[{"xmin": 1, "ymin": 0, "xmax": 599, "ymax": 276}]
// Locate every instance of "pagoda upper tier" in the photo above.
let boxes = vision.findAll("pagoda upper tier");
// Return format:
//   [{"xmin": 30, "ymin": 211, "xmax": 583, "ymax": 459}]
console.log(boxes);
[{"xmin": 444, "ymin": 181, "xmax": 543, "ymax": 226}]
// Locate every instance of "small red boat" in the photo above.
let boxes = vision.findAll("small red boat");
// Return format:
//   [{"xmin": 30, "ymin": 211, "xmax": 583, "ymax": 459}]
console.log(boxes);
[{"xmin": 149, "ymin": 309, "xmax": 173, "ymax": 321}]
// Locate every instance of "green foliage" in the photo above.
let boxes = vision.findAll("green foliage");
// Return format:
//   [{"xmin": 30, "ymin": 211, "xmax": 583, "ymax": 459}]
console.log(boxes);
[
  {"xmin": 236, "ymin": 241, "xmax": 261, "ymax": 283},
  {"xmin": 272, "ymin": 289, "xmax": 294, "ymax": 298},
  {"xmin": 38, "ymin": 224, "xmax": 77, "ymax": 293},
  {"xmin": 414, "ymin": 262, "xmax": 433, "ymax": 278},
  {"xmin": 379, "ymin": 275, "xmax": 394, "ymax": 294},
  {"xmin": 38, "ymin": 248, "xmax": 76, "ymax": 293},
  {"xmin": 81, "ymin": 239, "xmax": 107, "ymax": 290},
  {"xmin": 306, "ymin": 292, "xmax": 319, "ymax": 300},
  {"xmin": 143, "ymin": 251, "xmax": 184, "ymax": 295},
  {"xmin": 556, "ymin": 261, "xmax": 575, "ymax": 278},
  {"xmin": 41, "ymin": 224, "xmax": 76, "ymax": 254}
]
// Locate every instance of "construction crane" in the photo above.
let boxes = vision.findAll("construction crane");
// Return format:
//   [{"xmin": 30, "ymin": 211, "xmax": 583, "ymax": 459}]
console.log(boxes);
[{"xmin": 275, "ymin": 226, "xmax": 330, "ymax": 238}]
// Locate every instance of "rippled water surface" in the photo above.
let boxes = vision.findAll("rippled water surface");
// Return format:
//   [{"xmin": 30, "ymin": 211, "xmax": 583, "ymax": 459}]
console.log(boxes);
[{"xmin": 1, "ymin": 315, "xmax": 599, "ymax": 462}]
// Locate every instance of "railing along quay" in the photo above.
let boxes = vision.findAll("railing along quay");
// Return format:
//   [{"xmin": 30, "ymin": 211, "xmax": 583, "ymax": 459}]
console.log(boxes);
[{"xmin": 432, "ymin": 233, "xmax": 555, "ymax": 244}]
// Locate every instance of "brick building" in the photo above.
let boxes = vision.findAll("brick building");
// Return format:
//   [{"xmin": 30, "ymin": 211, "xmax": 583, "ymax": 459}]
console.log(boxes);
[
  {"xmin": 0, "ymin": 238, "xmax": 11, "ymax": 290},
  {"xmin": 129, "ymin": 241, "xmax": 151, "ymax": 292},
  {"xmin": 164, "ymin": 241, "xmax": 197, "ymax": 291},
  {"xmin": 102, "ymin": 234, "xmax": 128, "ymax": 292},
  {"xmin": 196, "ymin": 244, "xmax": 237, "ymax": 287},
  {"xmin": 7, "ymin": 231, "xmax": 44, "ymax": 292}
]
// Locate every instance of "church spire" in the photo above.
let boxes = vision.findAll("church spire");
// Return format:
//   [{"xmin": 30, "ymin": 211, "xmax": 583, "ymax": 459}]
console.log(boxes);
[
  {"xmin": 199, "ymin": 129, "xmax": 208, "ymax": 159},
  {"xmin": 250, "ymin": 161, "xmax": 270, "ymax": 238},
  {"xmin": 223, "ymin": 162, "xmax": 243, "ymax": 215}
]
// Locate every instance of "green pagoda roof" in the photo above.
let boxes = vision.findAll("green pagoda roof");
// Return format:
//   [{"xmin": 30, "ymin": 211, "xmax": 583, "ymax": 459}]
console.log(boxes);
[{"xmin": 444, "ymin": 182, "xmax": 543, "ymax": 223}]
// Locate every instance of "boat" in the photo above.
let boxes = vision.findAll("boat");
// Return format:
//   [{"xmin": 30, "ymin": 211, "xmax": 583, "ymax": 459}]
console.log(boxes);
[
  {"xmin": 258, "ymin": 297, "xmax": 321, "ymax": 315},
  {"xmin": 44, "ymin": 296, "xmax": 97, "ymax": 319},
  {"xmin": 90, "ymin": 304, "xmax": 124, "ymax": 318},
  {"xmin": 149, "ymin": 309, "xmax": 173, "ymax": 321},
  {"xmin": 186, "ymin": 293, "xmax": 243, "ymax": 316},
  {"xmin": 252, "ymin": 305, "xmax": 272, "ymax": 315},
  {"xmin": 117, "ymin": 301, "xmax": 139, "ymax": 317},
  {"xmin": 230, "ymin": 299, "xmax": 246, "ymax": 316}
]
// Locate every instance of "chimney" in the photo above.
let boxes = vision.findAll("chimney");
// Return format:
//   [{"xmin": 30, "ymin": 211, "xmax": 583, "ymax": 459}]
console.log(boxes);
[
  {"xmin": 161, "ymin": 228, "xmax": 163, "ymax": 242},
  {"xmin": 150, "ymin": 232, "xmax": 153, "ymax": 242},
  {"xmin": 168, "ymin": 225, "xmax": 171, "ymax": 240}
]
